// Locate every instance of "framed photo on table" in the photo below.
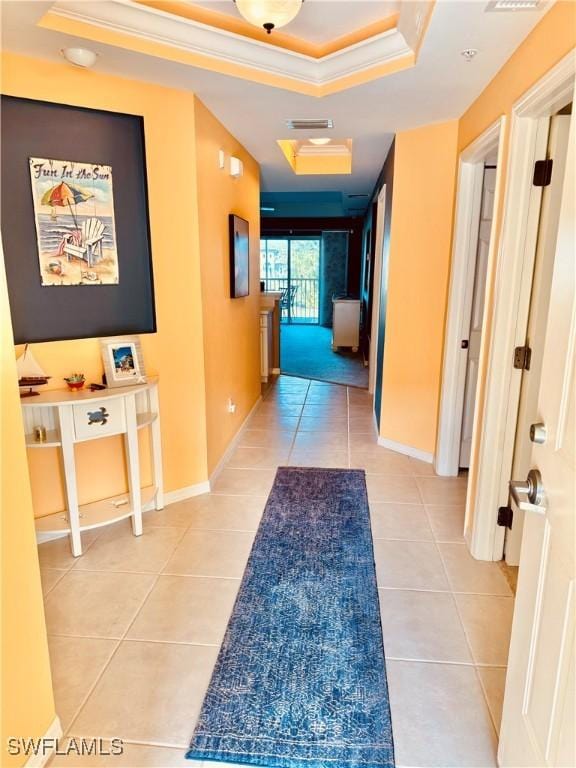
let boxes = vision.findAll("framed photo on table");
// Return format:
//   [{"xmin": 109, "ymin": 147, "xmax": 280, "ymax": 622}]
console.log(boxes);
[{"xmin": 101, "ymin": 336, "xmax": 146, "ymax": 388}]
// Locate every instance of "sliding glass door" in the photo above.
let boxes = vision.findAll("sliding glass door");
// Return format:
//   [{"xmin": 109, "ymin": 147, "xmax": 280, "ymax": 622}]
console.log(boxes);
[{"xmin": 260, "ymin": 237, "xmax": 321, "ymax": 324}]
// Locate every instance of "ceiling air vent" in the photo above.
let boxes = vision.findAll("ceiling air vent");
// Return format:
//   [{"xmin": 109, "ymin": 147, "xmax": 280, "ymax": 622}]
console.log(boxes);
[
  {"xmin": 486, "ymin": 0, "xmax": 540, "ymax": 11},
  {"xmin": 286, "ymin": 118, "xmax": 334, "ymax": 130},
  {"xmin": 347, "ymin": 194, "xmax": 369, "ymax": 199}
]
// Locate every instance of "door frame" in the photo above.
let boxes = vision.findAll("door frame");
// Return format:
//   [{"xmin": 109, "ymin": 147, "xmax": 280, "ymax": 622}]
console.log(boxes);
[
  {"xmin": 368, "ymin": 185, "xmax": 387, "ymax": 394},
  {"xmin": 435, "ymin": 117, "xmax": 506, "ymax": 477},
  {"xmin": 467, "ymin": 51, "xmax": 575, "ymax": 561}
]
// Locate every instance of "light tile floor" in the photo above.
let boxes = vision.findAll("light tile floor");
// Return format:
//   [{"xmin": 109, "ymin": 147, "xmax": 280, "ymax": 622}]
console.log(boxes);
[{"xmin": 43, "ymin": 376, "xmax": 514, "ymax": 768}]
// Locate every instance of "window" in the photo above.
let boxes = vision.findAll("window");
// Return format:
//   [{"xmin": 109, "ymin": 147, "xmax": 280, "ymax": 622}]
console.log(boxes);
[{"xmin": 260, "ymin": 237, "xmax": 321, "ymax": 324}]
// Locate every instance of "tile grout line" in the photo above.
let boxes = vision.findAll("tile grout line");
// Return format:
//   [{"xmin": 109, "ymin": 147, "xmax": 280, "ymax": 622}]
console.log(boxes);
[
  {"xmin": 378, "ymin": 585, "xmax": 517, "ymax": 597},
  {"xmin": 416, "ymin": 481, "xmax": 503, "ymax": 740},
  {"xmin": 47, "ymin": 632, "xmax": 224, "ymax": 649},
  {"xmin": 60, "ymin": 524, "xmax": 190, "ymax": 740},
  {"xmin": 384, "ymin": 656, "xmax": 508, "ymax": 669},
  {"xmin": 346, "ymin": 386, "xmax": 351, "ymax": 469},
  {"xmin": 425, "ymin": 508, "xmax": 505, "ymax": 739},
  {"xmin": 38, "ymin": 525, "xmax": 107, "ymax": 579},
  {"xmin": 40, "ymin": 569, "xmax": 68, "ymax": 599},
  {"xmin": 218, "ymin": 467, "xmax": 464, "ymax": 477},
  {"xmin": 285, "ymin": 379, "xmax": 310, "ymax": 467},
  {"xmin": 49, "ymin": 567, "xmax": 248, "ymax": 578},
  {"xmin": 65, "ymin": 735, "xmax": 192, "ymax": 752},
  {"xmin": 374, "ymin": 464, "xmax": 503, "ymax": 765}
]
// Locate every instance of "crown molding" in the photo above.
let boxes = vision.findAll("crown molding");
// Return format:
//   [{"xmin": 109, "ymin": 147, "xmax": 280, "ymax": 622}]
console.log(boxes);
[{"xmin": 40, "ymin": 0, "xmax": 433, "ymax": 95}]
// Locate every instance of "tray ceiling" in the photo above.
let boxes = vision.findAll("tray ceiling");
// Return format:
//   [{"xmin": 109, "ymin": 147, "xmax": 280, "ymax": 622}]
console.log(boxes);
[{"xmin": 38, "ymin": 0, "xmax": 434, "ymax": 95}]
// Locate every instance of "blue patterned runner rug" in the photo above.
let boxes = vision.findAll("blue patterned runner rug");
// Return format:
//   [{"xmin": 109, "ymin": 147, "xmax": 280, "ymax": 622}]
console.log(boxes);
[{"xmin": 187, "ymin": 467, "xmax": 395, "ymax": 768}]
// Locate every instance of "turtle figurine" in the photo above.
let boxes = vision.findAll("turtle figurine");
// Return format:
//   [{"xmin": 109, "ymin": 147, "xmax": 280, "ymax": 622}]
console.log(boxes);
[{"xmin": 87, "ymin": 407, "xmax": 109, "ymax": 425}]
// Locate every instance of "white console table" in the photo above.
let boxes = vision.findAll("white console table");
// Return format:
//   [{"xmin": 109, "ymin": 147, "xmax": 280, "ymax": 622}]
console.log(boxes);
[{"xmin": 21, "ymin": 379, "xmax": 164, "ymax": 557}]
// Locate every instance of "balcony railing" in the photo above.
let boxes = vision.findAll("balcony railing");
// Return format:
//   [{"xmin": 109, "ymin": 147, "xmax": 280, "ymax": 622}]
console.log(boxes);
[{"xmin": 262, "ymin": 277, "xmax": 319, "ymax": 323}]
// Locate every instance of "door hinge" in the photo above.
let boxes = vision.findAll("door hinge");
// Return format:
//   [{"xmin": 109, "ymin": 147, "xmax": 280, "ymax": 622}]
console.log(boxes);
[
  {"xmin": 498, "ymin": 506, "xmax": 513, "ymax": 529},
  {"xmin": 533, "ymin": 159, "xmax": 553, "ymax": 187},
  {"xmin": 514, "ymin": 345, "xmax": 532, "ymax": 370}
]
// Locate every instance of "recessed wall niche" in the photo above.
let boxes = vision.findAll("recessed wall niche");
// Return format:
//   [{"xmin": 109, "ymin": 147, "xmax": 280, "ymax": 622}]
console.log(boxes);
[{"xmin": 1, "ymin": 95, "xmax": 156, "ymax": 343}]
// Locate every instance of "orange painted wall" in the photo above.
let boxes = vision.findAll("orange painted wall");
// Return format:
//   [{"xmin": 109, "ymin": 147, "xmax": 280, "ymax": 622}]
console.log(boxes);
[
  {"xmin": 1, "ymin": 51, "xmax": 210, "ymax": 517},
  {"xmin": 459, "ymin": 1, "xmax": 576, "ymax": 151},
  {"xmin": 380, "ymin": 120, "xmax": 459, "ymax": 454},
  {"xmin": 455, "ymin": 1, "xmax": 575, "ymax": 532},
  {"xmin": 1, "ymin": 53, "xmax": 260, "ymax": 761},
  {"xmin": 194, "ymin": 100, "xmax": 261, "ymax": 473},
  {"xmin": 1, "ymin": 244, "xmax": 56, "ymax": 767},
  {"xmin": 379, "ymin": 3, "xmax": 575, "ymax": 462}
]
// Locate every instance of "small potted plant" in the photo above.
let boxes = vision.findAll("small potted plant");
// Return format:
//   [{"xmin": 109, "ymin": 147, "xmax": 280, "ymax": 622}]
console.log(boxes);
[{"xmin": 64, "ymin": 373, "xmax": 86, "ymax": 391}]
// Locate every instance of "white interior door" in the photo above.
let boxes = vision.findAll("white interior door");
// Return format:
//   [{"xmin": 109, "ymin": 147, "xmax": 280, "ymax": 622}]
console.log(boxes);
[
  {"xmin": 499, "ymin": 110, "xmax": 575, "ymax": 768},
  {"xmin": 459, "ymin": 167, "xmax": 495, "ymax": 467},
  {"xmin": 505, "ymin": 114, "xmax": 571, "ymax": 566}
]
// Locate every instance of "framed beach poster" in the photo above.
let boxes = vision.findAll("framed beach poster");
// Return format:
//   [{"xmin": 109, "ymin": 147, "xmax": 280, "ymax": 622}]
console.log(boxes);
[{"xmin": 29, "ymin": 157, "xmax": 119, "ymax": 286}]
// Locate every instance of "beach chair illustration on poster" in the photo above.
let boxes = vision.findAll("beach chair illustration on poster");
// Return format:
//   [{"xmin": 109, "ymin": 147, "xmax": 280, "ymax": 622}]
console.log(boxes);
[{"xmin": 63, "ymin": 218, "xmax": 106, "ymax": 267}]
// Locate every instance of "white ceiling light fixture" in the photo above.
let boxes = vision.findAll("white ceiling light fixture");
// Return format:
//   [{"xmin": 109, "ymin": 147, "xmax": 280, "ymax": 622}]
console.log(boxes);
[
  {"xmin": 61, "ymin": 47, "xmax": 98, "ymax": 68},
  {"xmin": 233, "ymin": 1, "xmax": 304, "ymax": 34},
  {"xmin": 309, "ymin": 137, "xmax": 331, "ymax": 146},
  {"xmin": 461, "ymin": 48, "xmax": 479, "ymax": 63}
]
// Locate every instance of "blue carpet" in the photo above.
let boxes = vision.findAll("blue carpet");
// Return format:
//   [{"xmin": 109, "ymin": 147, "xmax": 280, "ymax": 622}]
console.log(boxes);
[
  {"xmin": 187, "ymin": 467, "xmax": 395, "ymax": 768},
  {"xmin": 281, "ymin": 325, "xmax": 368, "ymax": 388}
]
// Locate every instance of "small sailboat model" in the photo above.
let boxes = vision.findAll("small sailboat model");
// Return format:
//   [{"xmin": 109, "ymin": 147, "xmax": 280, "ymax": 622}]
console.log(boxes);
[{"xmin": 17, "ymin": 345, "xmax": 51, "ymax": 397}]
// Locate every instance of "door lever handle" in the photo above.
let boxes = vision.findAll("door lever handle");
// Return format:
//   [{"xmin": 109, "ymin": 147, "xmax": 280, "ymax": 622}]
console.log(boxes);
[{"xmin": 510, "ymin": 469, "xmax": 546, "ymax": 515}]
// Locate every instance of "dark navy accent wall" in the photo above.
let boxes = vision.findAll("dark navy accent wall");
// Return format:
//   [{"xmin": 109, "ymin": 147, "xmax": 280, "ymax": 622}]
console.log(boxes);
[{"xmin": 1, "ymin": 95, "xmax": 155, "ymax": 344}]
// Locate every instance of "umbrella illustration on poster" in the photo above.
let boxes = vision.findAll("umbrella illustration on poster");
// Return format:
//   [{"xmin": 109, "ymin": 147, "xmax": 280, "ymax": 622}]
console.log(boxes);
[
  {"xmin": 40, "ymin": 180, "xmax": 93, "ymax": 228},
  {"xmin": 29, "ymin": 157, "xmax": 119, "ymax": 286}
]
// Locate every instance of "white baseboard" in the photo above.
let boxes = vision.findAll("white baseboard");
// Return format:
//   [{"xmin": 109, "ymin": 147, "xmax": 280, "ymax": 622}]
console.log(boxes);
[
  {"xmin": 163, "ymin": 481, "xmax": 211, "ymax": 505},
  {"xmin": 272, "ymin": 367, "xmax": 281, "ymax": 374},
  {"xmin": 377, "ymin": 436, "xmax": 434, "ymax": 464},
  {"xmin": 209, "ymin": 395, "xmax": 263, "ymax": 488},
  {"xmin": 36, "ymin": 531, "xmax": 70, "ymax": 544},
  {"xmin": 24, "ymin": 716, "xmax": 62, "ymax": 768}
]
